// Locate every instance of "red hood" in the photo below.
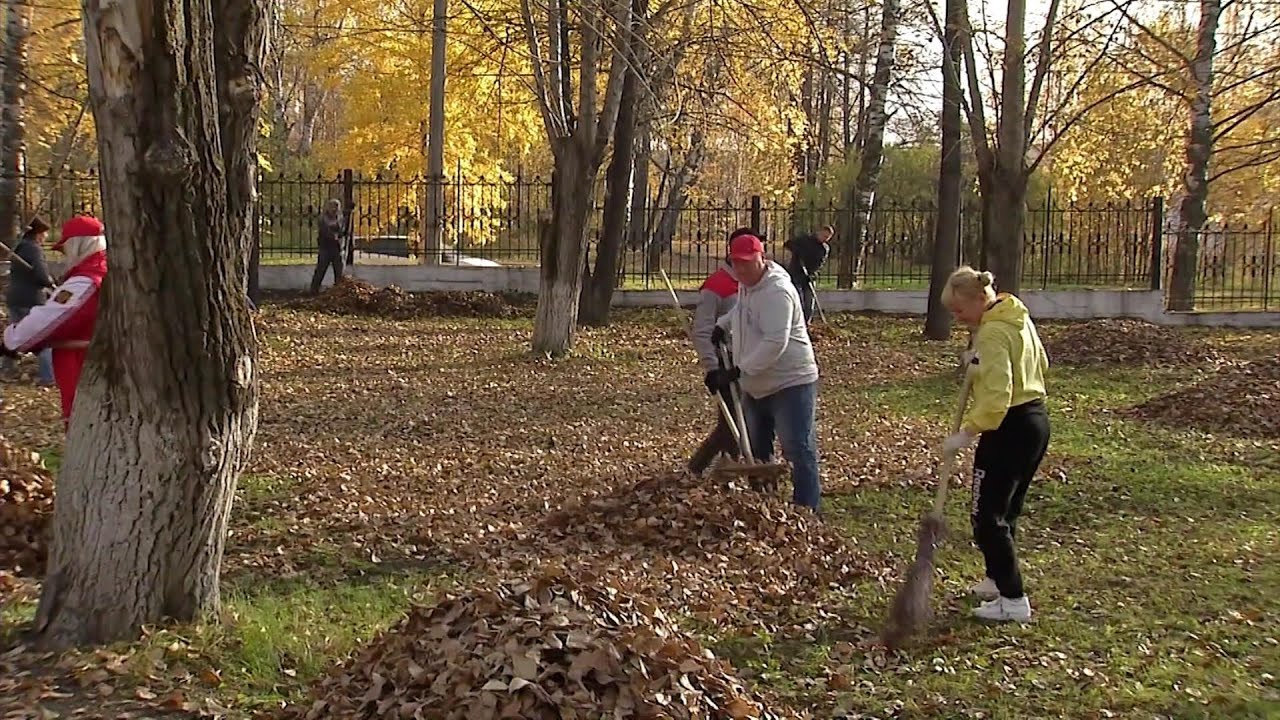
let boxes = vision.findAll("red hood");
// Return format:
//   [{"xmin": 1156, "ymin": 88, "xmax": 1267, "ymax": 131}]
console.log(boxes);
[{"xmin": 66, "ymin": 250, "xmax": 108, "ymax": 280}]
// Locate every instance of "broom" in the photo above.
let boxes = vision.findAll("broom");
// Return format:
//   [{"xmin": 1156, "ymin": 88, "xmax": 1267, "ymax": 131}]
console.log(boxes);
[{"xmin": 880, "ymin": 358, "xmax": 978, "ymax": 651}]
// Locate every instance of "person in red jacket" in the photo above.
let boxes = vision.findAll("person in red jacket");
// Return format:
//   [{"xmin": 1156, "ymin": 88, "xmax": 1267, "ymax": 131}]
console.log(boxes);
[
  {"xmin": 687, "ymin": 227, "xmax": 754, "ymax": 476},
  {"xmin": 2, "ymin": 216, "xmax": 108, "ymax": 427}
]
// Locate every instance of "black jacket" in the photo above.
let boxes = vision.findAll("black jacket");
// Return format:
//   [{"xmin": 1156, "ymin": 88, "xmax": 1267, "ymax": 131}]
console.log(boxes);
[
  {"xmin": 784, "ymin": 233, "xmax": 829, "ymax": 282},
  {"xmin": 6, "ymin": 235, "xmax": 55, "ymax": 310}
]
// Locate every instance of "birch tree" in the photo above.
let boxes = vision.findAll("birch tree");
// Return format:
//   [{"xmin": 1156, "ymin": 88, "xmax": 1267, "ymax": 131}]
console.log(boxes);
[
  {"xmin": 0, "ymin": 0, "xmax": 35, "ymax": 249},
  {"xmin": 33, "ymin": 0, "xmax": 265, "ymax": 648},
  {"xmin": 836, "ymin": 0, "xmax": 900, "ymax": 288},
  {"xmin": 1167, "ymin": 0, "xmax": 1220, "ymax": 310}
]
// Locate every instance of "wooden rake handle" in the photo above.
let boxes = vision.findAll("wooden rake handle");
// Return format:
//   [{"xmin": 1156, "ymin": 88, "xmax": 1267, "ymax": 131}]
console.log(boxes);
[
  {"xmin": 660, "ymin": 268, "xmax": 742, "ymax": 449},
  {"xmin": 933, "ymin": 359, "xmax": 979, "ymax": 515}
]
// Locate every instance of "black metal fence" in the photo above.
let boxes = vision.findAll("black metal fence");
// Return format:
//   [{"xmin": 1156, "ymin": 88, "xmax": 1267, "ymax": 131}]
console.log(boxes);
[{"xmin": 9, "ymin": 170, "xmax": 1278, "ymax": 311}]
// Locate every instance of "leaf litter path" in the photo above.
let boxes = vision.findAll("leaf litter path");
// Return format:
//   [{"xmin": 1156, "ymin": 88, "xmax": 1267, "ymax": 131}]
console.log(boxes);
[
  {"xmin": 0, "ymin": 307, "xmax": 965, "ymax": 718},
  {"xmin": 1, "ymin": 306, "xmax": 1267, "ymax": 718}
]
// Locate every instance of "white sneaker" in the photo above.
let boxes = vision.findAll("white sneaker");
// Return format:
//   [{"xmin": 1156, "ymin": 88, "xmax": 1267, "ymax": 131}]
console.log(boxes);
[
  {"xmin": 973, "ymin": 596, "xmax": 1032, "ymax": 623},
  {"xmin": 970, "ymin": 577, "xmax": 999, "ymax": 600}
]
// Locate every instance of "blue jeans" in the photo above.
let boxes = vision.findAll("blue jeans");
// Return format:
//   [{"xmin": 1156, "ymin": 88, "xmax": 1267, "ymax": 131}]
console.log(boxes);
[
  {"xmin": 743, "ymin": 381, "xmax": 821, "ymax": 510},
  {"xmin": 7, "ymin": 305, "xmax": 54, "ymax": 384}
]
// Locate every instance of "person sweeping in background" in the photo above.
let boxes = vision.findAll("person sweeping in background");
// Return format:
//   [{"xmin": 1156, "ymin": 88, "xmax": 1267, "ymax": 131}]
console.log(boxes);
[
  {"xmin": 3, "ymin": 217, "xmax": 57, "ymax": 387},
  {"xmin": 686, "ymin": 228, "xmax": 757, "ymax": 476},
  {"xmin": 941, "ymin": 266, "xmax": 1050, "ymax": 623},
  {"xmin": 311, "ymin": 198, "xmax": 346, "ymax": 294},
  {"xmin": 783, "ymin": 224, "xmax": 832, "ymax": 324},
  {"xmin": 2, "ymin": 216, "xmax": 109, "ymax": 429}
]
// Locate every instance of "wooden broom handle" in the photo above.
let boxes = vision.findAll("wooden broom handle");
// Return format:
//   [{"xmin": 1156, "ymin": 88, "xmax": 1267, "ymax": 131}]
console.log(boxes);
[{"xmin": 933, "ymin": 360, "xmax": 979, "ymax": 515}]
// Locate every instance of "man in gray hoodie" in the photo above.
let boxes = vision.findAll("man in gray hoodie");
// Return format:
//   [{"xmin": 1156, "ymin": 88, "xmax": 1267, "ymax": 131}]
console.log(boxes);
[{"xmin": 706, "ymin": 233, "xmax": 821, "ymax": 510}]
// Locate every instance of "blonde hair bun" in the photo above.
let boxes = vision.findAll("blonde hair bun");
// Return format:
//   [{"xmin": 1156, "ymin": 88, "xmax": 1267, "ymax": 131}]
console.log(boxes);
[{"xmin": 942, "ymin": 265, "xmax": 999, "ymax": 305}]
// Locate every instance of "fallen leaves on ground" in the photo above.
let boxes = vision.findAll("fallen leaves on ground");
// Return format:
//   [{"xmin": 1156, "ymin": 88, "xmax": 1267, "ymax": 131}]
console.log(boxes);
[
  {"xmin": 1042, "ymin": 319, "xmax": 1223, "ymax": 368},
  {"xmin": 1125, "ymin": 356, "xmax": 1280, "ymax": 439},
  {"xmin": 284, "ymin": 277, "xmax": 534, "ymax": 320},
  {"xmin": 2, "ymin": 298, "xmax": 1269, "ymax": 718},
  {"xmin": 293, "ymin": 570, "xmax": 804, "ymax": 720},
  {"xmin": 461, "ymin": 472, "xmax": 870, "ymax": 631},
  {"xmin": 0, "ymin": 436, "xmax": 55, "ymax": 577}
]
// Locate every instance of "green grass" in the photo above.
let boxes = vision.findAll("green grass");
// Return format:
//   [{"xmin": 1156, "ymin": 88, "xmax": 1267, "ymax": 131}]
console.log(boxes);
[
  {"xmin": 714, "ymin": 365, "xmax": 1280, "ymax": 718},
  {"xmin": 108, "ymin": 569, "xmax": 457, "ymax": 714},
  {"xmin": 178, "ymin": 571, "xmax": 450, "ymax": 708}
]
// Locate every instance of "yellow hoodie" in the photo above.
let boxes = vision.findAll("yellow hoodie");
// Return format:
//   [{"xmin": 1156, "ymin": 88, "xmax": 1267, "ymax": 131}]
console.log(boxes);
[{"xmin": 962, "ymin": 293, "xmax": 1049, "ymax": 434}]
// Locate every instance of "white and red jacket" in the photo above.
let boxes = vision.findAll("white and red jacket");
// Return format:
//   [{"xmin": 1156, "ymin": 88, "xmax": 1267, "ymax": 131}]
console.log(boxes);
[{"xmin": 4, "ymin": 251, "xmax": 108, "ymax": 423}]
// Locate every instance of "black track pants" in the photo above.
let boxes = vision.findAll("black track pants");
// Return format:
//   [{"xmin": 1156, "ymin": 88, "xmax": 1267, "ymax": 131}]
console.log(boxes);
[
  {"xmin": 971, "ymin": 399, "xmax": 1050, "ymax": 599},
  {"xmin": 689, "ymin": 389, "xmax": 740, "ymax": 475}
]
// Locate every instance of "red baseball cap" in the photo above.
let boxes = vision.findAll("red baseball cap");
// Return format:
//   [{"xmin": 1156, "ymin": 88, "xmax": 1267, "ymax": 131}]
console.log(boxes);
[
  {"xmin": 54, "ymin": 215, "xmax": 105, "ymax": 251},
  {"xmin": 728, "ymin": 233, "xmax": 764, "ymax": 261}
]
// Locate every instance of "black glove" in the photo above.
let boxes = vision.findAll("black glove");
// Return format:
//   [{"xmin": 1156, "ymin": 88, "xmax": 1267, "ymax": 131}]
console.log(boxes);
[
  {"xmin": 704, "ymin": 366, "xmax": 740, "ymax": 394},
  {"xmin": 0, "ymin": 344, "xmax": 19, "ymax": 359},
  {"xmin": 710, "ymin": 325, "xmax": 728, "ymax": 347}
]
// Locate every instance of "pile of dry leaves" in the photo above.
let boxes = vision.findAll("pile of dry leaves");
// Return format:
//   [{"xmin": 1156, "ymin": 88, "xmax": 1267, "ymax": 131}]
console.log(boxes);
[
  {"xmin": 0, "ymin": 435, "xmax": 55, "ymax": 576},
  {"xmin": 461, "ymin": 473, "xmax": 868, "ymax": 630},
  {"xmin": 1126, "ymin": 356, "xmax": 1280, "ymax": 439},
  {"xmin": 293, "ymin": 571, "xmax": 803, "ymax": 720},
  {"xmin": 1043, "ymin": 319, "xmax": 1221, "ymax": 368},
  {"xmin": 297, "ymin": 278, "xmax": 532, "ymax": 319}
]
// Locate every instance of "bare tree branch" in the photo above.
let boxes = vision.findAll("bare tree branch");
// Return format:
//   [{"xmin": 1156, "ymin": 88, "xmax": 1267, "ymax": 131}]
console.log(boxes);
[
  {"xmin": 1209, "ymin": 144, "xmax": 1280, "ymax": 181},
  {"xmin": 1212, "ymin": 86, "xmax": 1280, "ymax": 141},
  {"xmin": 1023, "ymin": 0, "xmax": 1063, "ymax": 141}
]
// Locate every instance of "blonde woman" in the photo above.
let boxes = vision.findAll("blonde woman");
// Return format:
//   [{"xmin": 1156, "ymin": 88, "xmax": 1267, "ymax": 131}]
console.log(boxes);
[{"xmin": 941, "ymin": 266, "xmax": 1050, "ymax": 623}]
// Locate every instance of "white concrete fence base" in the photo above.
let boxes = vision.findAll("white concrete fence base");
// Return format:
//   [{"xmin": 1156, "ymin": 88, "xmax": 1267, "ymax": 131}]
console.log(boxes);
[{"xmin": 258, "ymin": 264, "xmax": 1280, "ymax": 328}]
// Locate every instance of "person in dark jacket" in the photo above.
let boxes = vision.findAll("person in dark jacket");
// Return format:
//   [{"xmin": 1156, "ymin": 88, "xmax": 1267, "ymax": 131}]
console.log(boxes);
[
  {"xmin": 783, "ymin": 225, "xmax": 833, "ymax": 323},
  {"xmin": 3, "ymin": 217, "xmax": 56, "ymax": 385},
  {"xmin": 311, "ymin": 199, "xmax": 346, "ymax": 294}
]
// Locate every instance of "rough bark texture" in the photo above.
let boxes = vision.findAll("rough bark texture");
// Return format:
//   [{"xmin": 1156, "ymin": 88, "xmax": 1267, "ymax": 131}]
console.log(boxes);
[
  {"xmin": 837, "ymin": 0, "xmax": 899, "ymax": 288},
  {"xmin": 535, "ymin": 145, "xmax": 596, "ymax": 354},
  {"xmin": 925, "ymin": 0, "xmax": 965, "ymax": 341},
  {"xmin": 0, "ymin": 0, "xmax": 34, "ymax": 250},
  {"xmin": 34, "ymin": 0, "xmax": 263, "ymax": 649},
  {"xmin": 1168, "ymin": 0, "xmax": 1220, "ymax": 311},
  {"xmin": 988, "ymin": 0, "xmax": 1029, "ymax": 293}
]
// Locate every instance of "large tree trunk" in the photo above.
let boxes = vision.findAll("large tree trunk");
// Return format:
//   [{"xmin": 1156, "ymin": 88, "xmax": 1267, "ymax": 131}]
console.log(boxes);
[
  {"xmin": 580, "ymin": 7, "xmax": 643, "ymax": 327},
  {"xmin": 0, "ymin": 0, "xmax": 34, "ymax": 250},
  {"xmin": 987, "ymin": 0, "xmax": 1029, "ymax": 293},
  {"xmin": 925, "ymin": 0, "xmax": 965, "ymax": 341},
  {"xmin": 1168, "ymin": 0, "xmax": 1220, "ymax": 311},
  {"xmin": 837, "ymin": 0, "xmax": 899, "ymax": 288},
  {"xmin": 33, "ymin": 0, "xmax": 263, "ymax": 649},
  {"xmin": 986, "ymin": 173, "xmax": 1027, "ymax": 292},
  {"xmin": 533, "ymin": 145, "xmax": 596, "ymax": 354}
]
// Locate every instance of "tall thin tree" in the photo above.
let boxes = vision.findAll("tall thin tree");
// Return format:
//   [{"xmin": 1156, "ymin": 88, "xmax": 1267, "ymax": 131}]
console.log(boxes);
[
  {"xmin": 837, "ymin": 0, "xmax": 901, "ymax": 288},
  {"xmin": 925, "ymin": 0, "xmax": 966, "ymax": 340},
  {"xmin": 0, "ymin": 0, "xmax": 34, "ymax": 249}
]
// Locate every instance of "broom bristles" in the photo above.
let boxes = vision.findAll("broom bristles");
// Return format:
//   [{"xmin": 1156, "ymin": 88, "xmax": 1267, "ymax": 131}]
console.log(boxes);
[{"xmin": 881, "ymin": 510, "xmax": 947, "ymax": 650}]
